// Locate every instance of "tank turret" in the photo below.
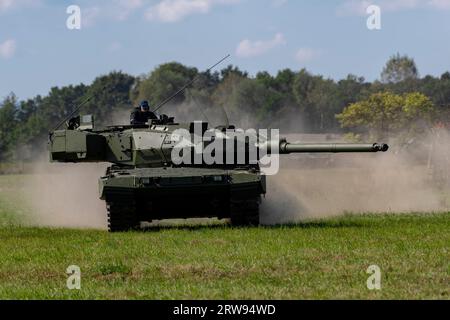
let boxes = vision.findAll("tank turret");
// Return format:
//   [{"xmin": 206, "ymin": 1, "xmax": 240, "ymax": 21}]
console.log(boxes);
[{"xmin": 50, "ymin": 120, "xmax": 388, "ymax": 165}]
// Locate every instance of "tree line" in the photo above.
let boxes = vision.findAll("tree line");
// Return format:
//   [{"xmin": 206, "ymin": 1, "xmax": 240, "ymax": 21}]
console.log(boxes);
[{"xmin": 1, "ymin": 54, "xmax": 449, "ymax": 161}]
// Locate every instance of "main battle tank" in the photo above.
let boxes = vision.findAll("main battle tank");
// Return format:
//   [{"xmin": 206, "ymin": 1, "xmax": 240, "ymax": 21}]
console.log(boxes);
[{"xmin": 49, "ymin": 114, "xmax": 389, "ymax": 231}]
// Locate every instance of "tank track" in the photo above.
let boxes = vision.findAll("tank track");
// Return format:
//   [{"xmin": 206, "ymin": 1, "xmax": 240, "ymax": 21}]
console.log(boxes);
[
  {"xmin": 106, "ymin": 195, "xmax": 261, "ymax": 231},
  {"xmin": 230, "ymin": 197, "xmax": 261, "ymax": 226},
  {"xmin": 107, "ymin": 199, "xmax": 140, "ymax": 232}
]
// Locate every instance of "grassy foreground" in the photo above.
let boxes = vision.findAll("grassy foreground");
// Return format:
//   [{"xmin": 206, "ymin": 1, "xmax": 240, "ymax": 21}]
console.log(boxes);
[
  {"xmin": 0, "ymin": 213, "xmax": 448, "ymax": 299},
  {"xmin": 0, "ymin": 174, "xmax": 448, "ymax": 299}
]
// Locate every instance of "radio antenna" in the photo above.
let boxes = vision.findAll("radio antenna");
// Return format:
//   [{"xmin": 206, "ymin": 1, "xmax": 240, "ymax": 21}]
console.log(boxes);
[{"xmin": 152, "ymin": 54, "xmax": 230, "ymax": 114}]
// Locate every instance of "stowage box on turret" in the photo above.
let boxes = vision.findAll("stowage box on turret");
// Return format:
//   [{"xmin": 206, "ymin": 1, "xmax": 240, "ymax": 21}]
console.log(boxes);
[{"xmin": 49, "ymin": 114, "xmax": 388, "ymax": 232}]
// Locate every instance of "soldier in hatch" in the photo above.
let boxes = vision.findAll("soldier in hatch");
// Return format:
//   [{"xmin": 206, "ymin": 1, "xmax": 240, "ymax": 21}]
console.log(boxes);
[{"xmin": 130, "ymin": 101, "xmax": 158, "ymax": 125}]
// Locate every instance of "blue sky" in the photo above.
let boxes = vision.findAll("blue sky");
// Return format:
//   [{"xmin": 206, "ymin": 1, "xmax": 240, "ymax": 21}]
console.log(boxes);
[{"xmin": 1, "ymin": 0, "xmax": 450, "ymax": 100}]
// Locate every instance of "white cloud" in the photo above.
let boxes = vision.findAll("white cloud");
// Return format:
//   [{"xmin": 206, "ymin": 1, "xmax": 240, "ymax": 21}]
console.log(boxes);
[
  {"xmin": 74, "ymin": 1, "xmax": 145, "ymax": 27},
  {"xmin": 295, "ymin": 48, "xmax": 320, "ymax": 64},
  {"xmin": 0, "ymin": 0, "xmax": 239, "ymax": 24},
  {"xmin": 337, "ymin": 0, "xmax": 375, "ymax": 16},
  {"xmin": 113, "ymin": 0, "xmax": 145, "ymax": 21},
  {"xmin": 236, "ymin": 33, "xmax": 286, "ymax": 58},
  {"xmin": 428, "ymin": 0, "xmax": 450, "ymax": 9},
  {"xmin": 272, "ymin": 0, "xmax": 288, "ymax": 7},
  {"xmin": 0, "ymin": 0, "xmax": 14, "ymax": 12},
  {"xmin": 117, "ymin": 0, "xmax": 144, "ymax": 10},
  {"xmin": 382, "ymin": 0, "xmax": 420, "ymax": 11},
  {"xmin": 82, "ymin": 6, "xmax": 101, "ymax": 28},
  {"xmin": 337, "ymin": 0, "xmax": 450, "ymax": 16},
  {"xmin": 145, "ymin": 0, "xmax": 240, "ymax": 23},
  {"xmin": 0, "ymin": 0, "xmax": 40, "ymax": 13},
  {"xmin": 146, "ymin": 0, "xmax": 209, "ymax": 22},
  {"xmin": 108, "ymin": 41, "xmax": 122, "ymax": 52},
  {"xmin": 0, "ymin": 39, "xmax": 16, "ymax": 59}
]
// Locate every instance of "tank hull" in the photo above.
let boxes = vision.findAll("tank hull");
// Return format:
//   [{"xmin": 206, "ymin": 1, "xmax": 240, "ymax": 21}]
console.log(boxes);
[{"xmin": 99, "ymin": 167, "xmax": 266, "ymax": 231}]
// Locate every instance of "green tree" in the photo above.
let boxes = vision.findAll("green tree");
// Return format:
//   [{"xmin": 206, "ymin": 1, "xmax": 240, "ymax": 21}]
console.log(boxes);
[
  {"xmin": 220, "ymin": 65, "xmax": 248, "ymax": 79},
  {"xmin": 14, "ymin": 96, "xmax": 45, "ymax": 150},
  {"xmin": 292, "ymin": 69, "xmax": 317, "ymax": 130},
  {"xmin": 336, "ymin": 92, "xmax": 435, "ymax": 140},
  {"xmin": 272, "ymin": 69, "xmax": 298, "ymax": 116},
  {"xmin": 293, "ymin": 70, "xmax": 342, "ymax": 131},
  {"xmin": 274, "ymin": 69, "xmax": 296, "ymax": 93},
  {"xmin": 418, "ymin": 73, "xmax": 450, "ymax": 108},
  {"xmin": 255, "ymin": 71, "xmax": 276, "ymax": 88},
  {"xmin": 2, "ymin": 59, "xmax": 450, "ymax": 161},
  {"xmin": 211, "ymin": 73, "xmax": 283, "ymax": 126},
  {"xmin": 40, "ymin": 84, "xmax": 88, "ymax": 130},
  {"xmin": 336, "ymin": 74, "xmax": 369, "ymax": 106},
  {"xmin": 185, "ymin": 70, "xmax": 221, "ymax": 107},
  {"xmin": 83, "ymin": 71, "xmax": 135, "ymax": 124},
  {"xmin": 133, "ymin": 63, "xmax": 198, "ymax": 108},
  {"xmin": 0, "ymin": 94, "xmax": 19, "ymax": 160},
  {"xmin": 381, "ymin": 53, "xmax": 419, "ymax": 83}
]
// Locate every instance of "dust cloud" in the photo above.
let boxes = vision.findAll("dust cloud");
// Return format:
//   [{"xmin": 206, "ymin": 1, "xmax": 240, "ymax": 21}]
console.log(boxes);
[
  {"xmin": 24, "ymin": 161, "xmax": 108, "ymax": 229},
  {"xmin": 17, "ymin": 109, "xmax": 127, "ymax": 230},
  {"xmin": 260, "ymin": 131, "xmax": 450, "ymax": 225}
]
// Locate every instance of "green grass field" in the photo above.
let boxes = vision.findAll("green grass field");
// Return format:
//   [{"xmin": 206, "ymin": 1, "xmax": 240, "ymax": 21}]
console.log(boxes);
[{"xmin": 0, "ymin": 175, "xmax": 448, "ymax": 300}]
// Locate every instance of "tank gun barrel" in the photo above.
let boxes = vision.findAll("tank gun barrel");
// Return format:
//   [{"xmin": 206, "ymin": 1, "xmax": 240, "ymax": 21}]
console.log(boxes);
[{"xmin": 279, "ymin": 141, "xmax": 389, "ymax": 154}]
